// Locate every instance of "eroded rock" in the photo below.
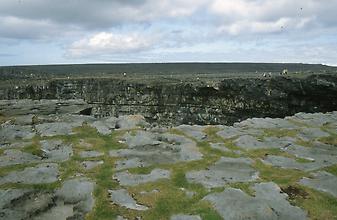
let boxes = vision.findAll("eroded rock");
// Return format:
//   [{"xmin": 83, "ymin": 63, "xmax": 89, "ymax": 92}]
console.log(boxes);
[
  {"xmin": 186, "ymin": 157, "xmax": 258, "ymax": 188},
  {"xmin": 114, "ymin": 169, "xmax": 170, "ymax": 186},
  {"xmin": 109, "ymin": 189, "xmax": 148, "ymax": 211},
  {"xmin": 203, "ymin": 182, "xmax": 307, "ymax": 220},
  {"xmin": 300, "ymin": 171, "xmax": 337, "ymax": 197}
]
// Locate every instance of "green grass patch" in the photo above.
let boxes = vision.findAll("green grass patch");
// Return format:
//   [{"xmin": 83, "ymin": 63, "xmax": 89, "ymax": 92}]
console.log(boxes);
[
  {"xmin": 325, "ymin": 164, "xmax": 337, "ymax": 176},
  {"xmin": 262, "ymin": 128, "xmax": 298, "ymax": 138},
  {"xmin": 228, "ymin": 182, "xmax": 255, "ymax": 196},
  {"xmin": 253, "ymin": 160, "xmax": 308, "ymax": 187},
  {"xmin": 22, "ymin": 143, "xmax": 44, "ymax": 157},
  {"xmin": 293, "ymin": 185, "xmax": 337, "ymax": 220}
]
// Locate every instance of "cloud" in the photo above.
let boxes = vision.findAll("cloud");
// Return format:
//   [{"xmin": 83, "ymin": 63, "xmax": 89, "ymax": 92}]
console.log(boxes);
[
  {"xmin": 209, "ymin": 0, "xmax": 337, "ymax": 34},
  {"xmin": 67, "ymin": 32, "xmax": 157, "ymax": 58}
]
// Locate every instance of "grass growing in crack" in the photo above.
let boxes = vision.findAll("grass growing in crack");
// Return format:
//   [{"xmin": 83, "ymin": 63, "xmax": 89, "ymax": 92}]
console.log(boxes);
[
  {"xmin": 293, "ymin": 185, "xmax": 337, "ymax": 220},
  {"xmin": 253, "ymin": 160, "xmax": 308, "ymax": 187},
  {"xmin": 262, "ymin": 128, "xmax": 298, "ymax": 138},
  {"xmin": 325, "ymin": 164, "xmax": 337, "ymax": 176},
  {"xmin": 22, "ymin": 142, "xmax": 44, "ymax": 157}
]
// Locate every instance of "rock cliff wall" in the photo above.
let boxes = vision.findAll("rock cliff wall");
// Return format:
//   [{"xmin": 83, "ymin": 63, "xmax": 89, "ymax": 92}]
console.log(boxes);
[{"xmin": 1, "ymin": 74, "xmax": 336, "ymax": 125}]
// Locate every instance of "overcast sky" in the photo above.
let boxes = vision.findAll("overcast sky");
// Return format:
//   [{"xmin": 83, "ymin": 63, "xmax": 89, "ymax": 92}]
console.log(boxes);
[{"xmin": 1, "ymin": 0, "xmax": 337, "ymax": 66}]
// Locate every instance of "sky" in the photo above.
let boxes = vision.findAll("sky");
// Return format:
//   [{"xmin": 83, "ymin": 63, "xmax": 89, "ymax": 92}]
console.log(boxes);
[{"xmin": 1, "ymin": 0, "xmax": 337, "ymax": 66}]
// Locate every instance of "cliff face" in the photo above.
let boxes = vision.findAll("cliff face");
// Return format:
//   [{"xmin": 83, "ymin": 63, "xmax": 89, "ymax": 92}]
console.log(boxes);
[{"xmin": 1, "ymin": 74, "xmax": 337, "ymax": 125}]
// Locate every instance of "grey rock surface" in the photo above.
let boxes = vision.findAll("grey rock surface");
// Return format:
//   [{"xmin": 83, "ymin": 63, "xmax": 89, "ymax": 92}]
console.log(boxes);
[
  {"xmin": 0, "ymin": 149, "xmax": 41, "ymax": 167},
  {"xmin": 36, "ymin": 122, "xmax": 79, "ymax": 137},
  {"xmin": 56, "ymin": 178, "xmax": 95, "ymax": 213},
  {"xmin": 300, "ymin": 171, "xmax": 337, "ymax": 197},
  {"xmin": 110, "ymin": 132, "xmax": 202, "ymax": 169},
  {"xmin": 40, "ymin": 140, "xmax": 73, "ymax": 162},
  {"xmin": 0, "ymin": 163, "xmax": 59, "ymax": 185},
  {"xmin": 170, "ymin": 214, "xmax": 202, "ymax": 220},
  {"xmin": 203, "ymin": 182, "xmax": 307, "ymax": 220},
  {"xmin": 175, "ymin": 125, "xmax": 207, "ymax": 141},
  {"xmin": 186, "ymin": 157, "xmax": 258, "ymax": 188},
  {"xmin": 263, "ymin": 143, "xmax": 337, "ymax": 171},
  {"xmin": 217, "ymin": 126, "xmax": 244, "ymax": 139},
  {"xmin": 115, "ymin": 115, "xmax": 148, "ymax": 130},
  {"xmin": 209, "ymin": 143, "xmax": 231, "ymax": 152},
  {"xmin": 109, "ymin": 189, "xmax": 148, "ymax": 211},
  {"xmin": 234, "ymin": 117, "xmax": 298, "ymax": 129},
  {"xmin": 81, "ymin": 160, "xmax": 104, "ymax": 170},
  {"xmin": 79, "ymin": 150, "xmax": 104, "ymax": 158},
  {"xmin": 0, "ymin": 125, "xmax": 35, "ymax": 143},
  {"xmin": 298, "ymin": 128, "xmax": 330, "ymax": 141},
  {"xmin": 234, "ymin": 135, "xmax": 295, "ymax": 150},
  {"xmin": 114, "ymin": 169, "xmax": 170, "ymax": 186}
]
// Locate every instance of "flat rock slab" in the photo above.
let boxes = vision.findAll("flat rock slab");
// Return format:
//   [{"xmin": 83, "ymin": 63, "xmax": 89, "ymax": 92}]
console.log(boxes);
[
  {"xmin": 170, "ymin": 214, "xmax": 202, "ymax": 220},
  {"xmin": 91, "ymin": 120, "xmax": 115, "ymax": 135},
  {"xmin": 33, "ymin": 202, "xmax": 74, "ymax": 220},
  {"xmin": 81, "ymin": 160, "xmax": 104, "ymax": 170},
  {"xmin": 0, "ymin": 178, "xmax": 95, "ymax": 220},
  {"xmin": 263, "ymin": 155, "xmax": 314, "ymax": 171},
  {"xmin": 36, "ymin": 122, "xmax": 79, "ymax": 137},
  {"xmin": 0, "ymin": 149, "xmax": 41, "ymax": 167},
  {"xmin": 110, "ymin": 132, "xmax": 202, "ymax": 169},
  {"xmin": 289, "ymin": 112, "xmax": 337, "ymax": 127},
  {"xmin": 40, "ymin": 140, "xmax": 73, "ymax": 162},
  {"xmin": 0, "ymin": 125, "xmax": 35, "ymax": 143},
  {"xmin": 234, "ymin": 135, "xmax": 296, "ymax": 150},
  {"xmin": 299, "ymin": 171, "xmax": 337, "ymax": 197},
  {"xmin": 175, "ymin": 125, "xmax": 207, "ymax": 141},
  {"xmin": 114, "ymin": 169, "xmax": 170, "ymax": 186},
  {"xmin": 234, "ymin": 117, "xmax": 298, "ymax": 129},
  {"xmin": 298, "ymin": 128, "xmax": 330, "ymax": 141},
  {"xmin": 79, "ymin": 150, "xmax": 104, "ymax": 158},
  {"xmin": 56, "ymin": 178, "xmax": 95, "ymax": 213},
  {"xmin": 115, "ymin": 115, "xmax": 148, "ymax": 130},
  {"xmin": 203, "ymin": 182, "xmax": 307, "ymax": 220},
  {"xmin": 109, "ymin": 189, "xmax": 148, "ymax": 211},
  {"xmin": 210, "ymin": 143, "xmax": 231, "ymax": 152},
  {"xmin": 0, "ymin": 188, "xmax": 55, "ymax": 220},
  {"xmin": 186, "ymin": 157, "xmax": 259, "ymax": 188},
  {"xmin": 0, "ymin": 163, "xmax": 59, "ymax": 185},
  {"xmin": 264, "ymin": 143, "xmax": 337, "ymax": 171}
]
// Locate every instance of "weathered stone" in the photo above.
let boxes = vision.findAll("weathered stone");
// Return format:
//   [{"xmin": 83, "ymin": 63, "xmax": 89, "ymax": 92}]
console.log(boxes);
[
  {"xmin": 33, "ymin": 202, "xmax": 74, "ymax": 220},
  {"xmin": 209, "ymin": 143, "xmax": 231, "ymax": 152},
  {"xmin": 0, "ymin": 149, "xmax": 41, "ymax": 167},
  {"xmin": 264, "ymin": 143, "xmax": 337, "ymax": 171},
  {"xmin": 203, "ymin": 182, "xmax": 307, "ymax": 220},
  {"xmin": 56, "ymin": 178, "xmax": 95, "ymax": 213},
  {"xmin": 110, "ymin": 132, "xmax": 202, "ymax": 169},
  {"xmin": 36, "ymin": 122, "xmax": 78, "ymax": 137},
  {"xmin": 186, "ymin": 157, "xmax": 258, "ymax": 188},
  {"xmin": 234, "ymin": 117, "xmax": 298, "ymax": 129},
  {"xmin": 81, "ymin": 160, "xmax": 104, "ymax": 170},
  {"xmin": 0, "ymin": 125, "xmax": 35, "ymax": 143},
  {"xmin": 115, "ymin": 115, "xmax": 148, "ymax": 130},
  {"xmin": 299, "ymin": 171, "xmax": 337, "ymax": 197},
  {"xmin": 298, "ymin": 128, "xmax": 330, "ymax": 141},
  {"xmin": 217, "ymin": 126, "xmax": 244, "ymax": 139},
  {"xmin": 40, "ymin": 140, "xmax": 73, "ymax": 162},
  {"xmin": 114, "ymin": 169, "xmax": 170, "ymax": 186},
  {"xmin": 175, "ymin": 125, "xmax": 207, "ymax": 141},
  {"xmin": 170, "ymin": 214, "xmax": 202, "ymax": 220},
  {"xmin": 79, "ymin": 150, "xmax": 104, "ymax": 158},
  {"xmin": 0, "ymin": 189, "xmax": 54, "ymax": 220},
  {"xmin": 109, "ymin": 189, "xmax": 148, "ymax": 211},
  {"xmin": 115, "ymin": 158, "xmax": 150, "ymax": 171},
  {"xmin": 0, "ymin": 163, "xmax": 59, "ymax": 185},
  {"xmin": 234, "ymin": 135, "xmax": 295, "ymax": 150}
]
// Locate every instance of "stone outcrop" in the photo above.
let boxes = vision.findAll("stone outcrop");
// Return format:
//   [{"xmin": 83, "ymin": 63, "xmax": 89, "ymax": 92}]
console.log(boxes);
[{"xmin": 1, "ymin": 74, "xmax": 337, "ymax": 125}]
